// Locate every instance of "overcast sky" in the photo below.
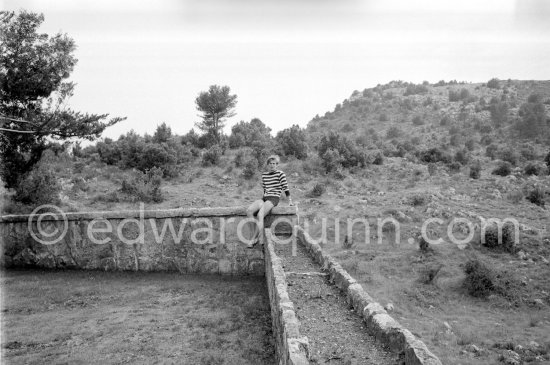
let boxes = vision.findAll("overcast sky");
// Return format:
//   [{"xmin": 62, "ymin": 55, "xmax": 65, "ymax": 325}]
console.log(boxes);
[{"xmin": 2, "ymin": 0, "xmax": 550, "ymax": 140}]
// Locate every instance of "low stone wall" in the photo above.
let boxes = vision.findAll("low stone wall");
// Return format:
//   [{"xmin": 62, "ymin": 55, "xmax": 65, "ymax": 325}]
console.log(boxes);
[
  {"xmin": 264, "ymin": 229, "xmax": 309, "ymax": 365},
  {"xmin": 296, "ymin": 226, "xmax": 442, "ymax": 365},
  {"xmin": 0, "ymin": 206, "xmax": 297, "ymax": 275}
]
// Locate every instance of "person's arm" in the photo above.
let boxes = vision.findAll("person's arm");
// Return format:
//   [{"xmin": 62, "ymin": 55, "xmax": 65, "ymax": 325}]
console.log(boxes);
[{"xmin": 279, "ymin": 172, "xmax": 293, "ymax": 205}]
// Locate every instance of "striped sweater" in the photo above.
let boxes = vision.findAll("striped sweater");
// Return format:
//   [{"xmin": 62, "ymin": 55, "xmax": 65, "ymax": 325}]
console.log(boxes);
[{"xmin": 262, "ymin": 170, "xmax": 290, "ymax": 198}]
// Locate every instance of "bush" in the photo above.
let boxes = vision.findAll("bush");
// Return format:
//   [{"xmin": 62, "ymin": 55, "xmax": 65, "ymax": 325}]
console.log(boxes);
[
  {"xmin": 386, "ymin": 126, "xmax": 402, "ymax": 139},
  {"xmin": 242, "ymin": 159, "xmax": 257, "ymax": 180},
  {"xmin": 524, "ymin": 163, "xmax": 542, "ymax": 176},
  {"xmin": 317, "ymin": 132, "xmax": 366, "ymax": 170},
  {"xmin": 506, "ymin": 190, "xmax": 524, "ymax": 204},
  {"xmin": 463, "ymin": 259, "xmax": 496, "ymax": 297},
  {"xmin": 14, "ymin": 164, "xmax": 61, "ymax": 206},
  {"xmin": 469, "ymin": 161, "xmax": 482, "ymax": 179},
  {"xmin": 321, "ymin": 149, "xmax": 343, "ymax": 173},
  {"xmin": 202, "ymin": 145, "xmax": 222, "ymax": 166},
  {"xmin": 120, "ymin": 167, "xmax": 163, "ymax": 203},
  {"xmin": 440, "ymin": 115, "xmax": 451, "ymax": 126},
  {"xmin": 520, "ymin": 145, "xmax": 536, "ymax": 161},
  {"xmin": 448, "ymin": 161, "xmax": 461, "ymax": 173},
  {"xmin": 309, "ymin": 183, "xmax": 326, "ymax": 197},
  {"xmin": 372, "ymin": 152, "xmax": 384, "ymax": 165},
  {"xmin": 485, "ymin": 144, "xmax": 498, "ymax": 159},
  {"xmin": 454, "ymin": 149, "xmax": 470, "ymax": 165},
  {"xmin": 419, "ymin": 148, "xmax": 451, "ymax": 164},
  {"xmin": 465, "ymin": 139, "xmax": 475, "ymax": 151},
  {"xmin": 526, "ymin": 186, "xmax": 546, "ymax": 207},
  {"xmin": 412, "ymin": 115, "xmax": 424, "ymax": 125},
  {"xmin": 276, "ymin": 125, "xmax": 308, "ymax": 159},
  {"xmin": 464, "ymin": 258, "xmax": 520, "ymax": 301},
  {"xmin": 234, "ymin": 148, "xmax": 252, "ymax": 168},
  {"xmin": 499, "ymin": 148, "xmax": 519, "ymax": 166},
  {"xmin": 427, "ymin": 163, "xmax": 437, "ymax": 176},
  {"xmin": 492, "ymin": 162, "xmax": 512, "ymax": 176},
  {"xmin": 420, "ymin": 264, "xmax": 443, "ymax": 284},
  {"xmin": 409, "ymin": 194, "xmax": 427, "ymax": 206},
  {"xmin": 487, "ymin": 78, "xmax": 500, "ymax": 89},
  {"xmin": 482, "ymin": 223, "xmax": 517, "ymax": 252}
]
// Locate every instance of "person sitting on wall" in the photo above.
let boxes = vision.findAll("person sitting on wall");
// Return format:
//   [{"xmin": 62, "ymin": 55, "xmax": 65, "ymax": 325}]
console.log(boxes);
[{"xmin": 245, "ymin": 154, "xmax": 293, "ymax": 248}]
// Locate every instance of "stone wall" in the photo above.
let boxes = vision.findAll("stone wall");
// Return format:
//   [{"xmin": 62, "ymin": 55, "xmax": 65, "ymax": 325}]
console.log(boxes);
[
  {"xmin": 0, "ymin": 206, "xmax": 297, "ymax": 275},
  {"xmin": 263, "ymin": 229, "xmax": 309, "ymax": 365},
  {"xmin": 296, "ymin": 226, "xmax": 443, "ymax": 365}
]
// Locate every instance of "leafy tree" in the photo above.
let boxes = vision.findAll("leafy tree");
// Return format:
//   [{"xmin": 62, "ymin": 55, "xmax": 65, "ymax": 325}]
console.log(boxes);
[
  {"xmin": 276, "ymin": 125, "xmax": 308, "ymax": 159},
  {"xmin": 228, "ymin": 118, "xmax": 271, "ymax": 148},
  {"xmin": 0, "ymin": 11, "xmax": 124, "ymax": 188},
  {"xmin": 152, "ymin": 122, "xmax": 172, "ymax": 144},
  {"xmin": 516, "ymin": 96, "xmax": 548, "ymax": 138},
  {"xmin": 489, "ymin": 101, "xmax": 509, "ymax": 127},
  {"xmin": 195, "ymin": 85, "xmax": 237, "ymax": 145},
  {"xmin": 487, "ymin": 78, "xmax": 500, "ymax": 89}
]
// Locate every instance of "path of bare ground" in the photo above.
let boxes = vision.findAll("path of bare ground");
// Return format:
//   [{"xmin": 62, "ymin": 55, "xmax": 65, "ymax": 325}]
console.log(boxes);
[
  {"xmin": 274, "ymin": 242, "xmax": 401, "ymax": 365},
  {"xmin": 0, "ymin": 270, "xmax": 275, "ymax": 365}
]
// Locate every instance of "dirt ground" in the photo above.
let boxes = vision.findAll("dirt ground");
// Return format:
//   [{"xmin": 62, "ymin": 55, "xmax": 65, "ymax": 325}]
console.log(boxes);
[{"xmin": 0, "ymin": 269, "xmax": 275, "ymax": 365}]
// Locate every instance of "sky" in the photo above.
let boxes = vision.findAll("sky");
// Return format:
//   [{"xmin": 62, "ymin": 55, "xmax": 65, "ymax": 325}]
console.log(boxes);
[{"xmin": 2, "ymin": 0, "xmax": 550, "ymax": 141}]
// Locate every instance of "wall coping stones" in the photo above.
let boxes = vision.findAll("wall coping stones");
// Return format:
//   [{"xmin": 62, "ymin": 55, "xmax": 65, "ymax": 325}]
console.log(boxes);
[
  {"xmin": 264, "ymin": 228, "xmax": 309, "ymax": 365},
  {"xmin": 295, "ymin": 226, "xmax": 442, "ymax": 365},
  {"xmin": 0, "ymin": 206, "xmax": 298, "ymax": 222}
]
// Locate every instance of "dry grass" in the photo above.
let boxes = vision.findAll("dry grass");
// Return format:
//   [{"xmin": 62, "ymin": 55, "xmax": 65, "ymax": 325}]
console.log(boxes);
[{"xmin": 0, "ymin": 270, "xmax": 274, "ymax": 365}]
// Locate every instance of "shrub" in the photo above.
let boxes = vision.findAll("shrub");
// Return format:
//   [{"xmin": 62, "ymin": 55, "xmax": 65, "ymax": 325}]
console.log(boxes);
[
  {"xmin": 96, "ymin": 138, "xmax": 122, "ymax": 165},
  {"xmin": 419, "ymin": 148, "xmax": 451, "ymax": 163},
  {"xmin": 463, "ymin": 259, "xmax": 496, "ymax": 297},
  {"xmin": 526, "ymin": 186, "xmax": 546, "ymax": 207},
  {"xmin": 120, "ymin": 167, "xmax": 163, "ymax": 203},
  {"xmin": 342, "ymin": 235, "xmax": 355, "ymax": 249},
  {"xmin": 309, "ymin": 183, "xmax": 326, "ymax": 197},
  {"xmin": 412, "ymin": 115, "xmax": 424, "ymax": 125},
  {"xmin": 379, "ymin": 113, "xmax": 389, "ymax": 122},
  {"xmin": 229, "ymin": 118, "xmax": 272, "ymax": 149},
  {"xmin": 499, "ymin": 148, "xmax": 518, "ymax": 166},
  {"xmin": 427, "ymin": 163, "xmax": 437, "ymax": 176},
  {"xmin": 506, "ymin": 190, "xmax": 524, "ymax": 204},
  {"xmin": 14, "ymin": 164, "xmax": 61, "ymax": 206},
  {"xmin": 276, "ymin": 125, "xmax": 308, "ymax": 159},
  {"xmin": 242, "ymin": 159, "xmax": 257, "ymax": 180},
  {"xmin": 386, "ymin": 126, "xmax": 402, "ymax": 139},
  {"xmin": 420, "ymin": 264, "xmax": 443, "ymax": 284},
  {"xmin": 486, "ymin": 144, "xmax": 498, "ymax": 159},
  {"xmin": 409, "ymin": 194, "xmax": 427, "ymax": 206},
  {"xmin": 465, "ymin": 139, "xmax": 475, "ymax": 151},
  {"xmin": 317, "ymin": 132, "xmax": 366, "ymax": 170},
  {"xmin": 73, "ymin": 161, "xmax": 86, "ymax": 173},
  {"xmin": 454, "ymin": 149, "xmax": 470, "ymax": 165},
  {"xmin": 448, "ymin": 161, "xmax": 461, "ymax": 173},
  {"xmin": 492, "ymin": 162, "xmax": 512, "ymax": 176},
  {"xmin": 202, "ymin": 144, "xmax": 222, "ymax": 166},
  {"xmin": 372, "ymin": 152, "xmax": 384, "ymax": 165},
  {"xmin": 520, "ymin": 145, "xmax": 536, "ymax": 161},
  {"xmin": 440, "ymin": 115, "xmax": 451, "ymax": 126},
  {"xmin": 469, "ymin": 161, "xmax": 482, "ymax": 179},
  {"xmin": 482, "ymin": 223, "xmax": 517, "ymax": 252},
  {"xmin": 419, "ymin": 237, "xmax": 431, "ymax": 253},
  {"xmin": 487, "ymin": 78, "xmax": 500, "ymax": 89},
  {"xmin": 524, "ymin": 163, "xmax": 542, "ymax": 176},
  {"xmin": 234, "ymin": 148, "xmax": 252, "ymax": 168}
]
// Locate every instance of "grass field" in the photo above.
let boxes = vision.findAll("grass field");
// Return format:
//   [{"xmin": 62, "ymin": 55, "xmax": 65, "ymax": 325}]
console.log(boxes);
[{"xmin": 0, "ymin": 270, "xmax": 275, "ymax": 365}]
